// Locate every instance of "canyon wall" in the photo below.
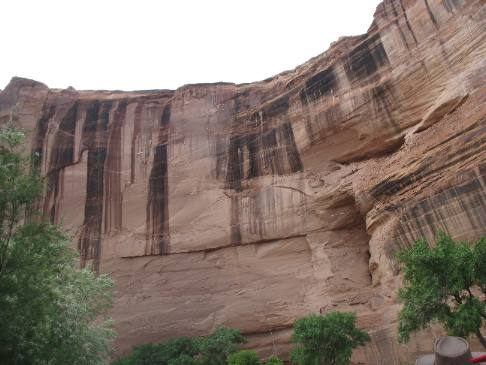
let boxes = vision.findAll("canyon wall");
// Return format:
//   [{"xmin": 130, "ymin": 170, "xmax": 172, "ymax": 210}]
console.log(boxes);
[{"xmin": 1, "ymin": 0, "xmax": 485, "ymax": 363}]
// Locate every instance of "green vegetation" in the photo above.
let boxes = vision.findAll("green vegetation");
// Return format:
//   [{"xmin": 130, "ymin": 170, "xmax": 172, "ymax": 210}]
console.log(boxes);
[
  {"xmin": 290, "ymin": 312, "xmax": 370, "ymax": 365},
  {"xmin": 113, "ymin": 327, "xmax": 246, "ymax": 365},
  {"xmin": 112, "ymin": 337, "xmax": 198, "ymax": 365},
  {"xmin": 227, "ymin": 350, "xmax": 261, "ymax": 365},
  {"xmin": 113, "ymin": 327, "xmax": 287, "ymax": 365},
  {"xmin": 397, "ymin": 232, "xmax": 486, "ymax": 349},
  {"xmin": 196, "ymin": 327, "xmax": 247, "ymax": 365},
  {"xmin": 0, "ymin": 124, "xmax": 115, "ymax": 365},
  {"xmin": 263, "ymin": 356, "xmax": 283, "ymax": 365}
]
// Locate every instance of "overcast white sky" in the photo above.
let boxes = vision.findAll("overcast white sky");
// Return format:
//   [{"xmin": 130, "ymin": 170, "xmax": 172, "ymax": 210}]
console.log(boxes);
[{"xmin": 1, "ymin": 0, "xmax": 382, "ymax": 91}]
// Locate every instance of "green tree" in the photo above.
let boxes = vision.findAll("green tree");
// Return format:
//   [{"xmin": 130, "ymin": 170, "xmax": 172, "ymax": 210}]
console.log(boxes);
[
  {"xmin": 112, "ymin": 338, "xmax": 198, "ymax": 365},
  {"xmin": 264, "ymin": 356, "xmax": 284, "ymax": 365},
  {"xmin": 228, "ymin": 350, "xmax": 261, "ymax": 365},
  {"xmin": 196, "ymin": 327, "xmax": 246, "ymax": 365},
  {"xmin": 290, "ymin": 312, "xmax": 370, "ymax": 365},
  {"xmin": 112, "ymin": 327, "xmax": 246, "ymax": 365},
  {"xmin": 0, "ymin": 124, "xmax": 115, "ymax": 364},
  {"xmin": 397, "ymin": 232, "xmax": 486, "ymax": 348}
]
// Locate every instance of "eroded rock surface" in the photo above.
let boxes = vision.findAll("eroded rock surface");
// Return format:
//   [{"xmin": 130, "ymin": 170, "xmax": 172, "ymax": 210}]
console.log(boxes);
[{"xmin": 1, "ymin": 0, "xmax": 485, "ymax": 362}]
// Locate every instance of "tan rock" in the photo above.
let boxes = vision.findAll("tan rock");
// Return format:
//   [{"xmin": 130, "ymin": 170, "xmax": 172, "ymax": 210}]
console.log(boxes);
[{"xmin": 0, "ymin": 0, "xmax": 485, "ymax": 363}]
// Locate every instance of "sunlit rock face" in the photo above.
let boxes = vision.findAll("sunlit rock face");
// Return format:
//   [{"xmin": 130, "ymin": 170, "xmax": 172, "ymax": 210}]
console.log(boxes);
[{"xmin": 1, "ymin": 0, "xmax": 485, "ymax": 362}]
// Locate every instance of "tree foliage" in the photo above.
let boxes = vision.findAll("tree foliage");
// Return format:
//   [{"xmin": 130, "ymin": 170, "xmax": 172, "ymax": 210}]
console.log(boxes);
[
  {"xmin": 264, "ymin": 356, "xmax": 284, "ymax": 365},
  {"xmin": 397, "ymin": 232, "xmax": 486, "ymax": 348},
  {"xmin": 227, "ymin": 350, "xmax": 261, "ymax": 365},
  {"xmin": 290, "ymin": 312, "xmax": 370, "ymax": 365},
  {"xmin": 196, "ymin": 327, "xmax": 247, "ymax": 365},
  {"xmin": 112, "ymin": 338, "xmax": 198, "ymax": 365},
  {"xmin": 113, "ymin": 327, "xmax": 246, "ymax": 365},
  {"xmin": 0, "ymin": 124, "xmax": 115, "ymax": 364}
]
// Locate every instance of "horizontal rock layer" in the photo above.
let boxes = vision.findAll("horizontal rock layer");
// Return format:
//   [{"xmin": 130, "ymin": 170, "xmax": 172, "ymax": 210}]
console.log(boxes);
[{"xmin": 1, "ymin": 0, "xmax": 485, "ymax": 363}]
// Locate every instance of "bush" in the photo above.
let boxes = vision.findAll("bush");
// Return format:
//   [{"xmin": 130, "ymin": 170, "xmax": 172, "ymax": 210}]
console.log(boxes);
[
  {"xmin": 228, "ymin": 350, "xmax": 261, "ymax": 365},
  {"xmin": 290, "ymin": 312, "xmax": 370, "ymax": 365}
]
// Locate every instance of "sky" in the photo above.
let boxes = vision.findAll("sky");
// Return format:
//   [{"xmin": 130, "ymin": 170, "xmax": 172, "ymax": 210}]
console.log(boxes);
[{"xmin": 1, "ymin": 0, "xmax": 382, "ymax": 91}]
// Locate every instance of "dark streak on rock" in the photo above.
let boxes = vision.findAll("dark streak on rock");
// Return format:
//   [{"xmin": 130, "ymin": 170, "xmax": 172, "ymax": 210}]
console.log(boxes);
[
  {"xmin": 299, "ymin": 67, "xmax": 336, "ymax": 105},
  {"xmin": 397, "ymin": 0, "xmax": 418, "ymax": 45},
  {"xmin": 371, "ymin": 81, "xmax": 398, "ymax": 128},
  {"xmin": 442, "ymin": 0, "xmax": 456, "ymax": 13},
  {"xmin": 146, "ymin": 103, "xmax": 171, "ymax": 255},
  {"xmin": 43, "ymin": 102, "xmax": 78, "ymax": 223},
  {"xmin": 79, "ymin": 101, "xmax": 111, "ymax": 272},
  {"xmin": 32, "ymin": 103, "xmax": 56, "ymax": 172},
  {"xmin": 131, "ymin": 102, "xmax": 144, "ymax": 184},
  {"xmin": 262, "ymin": 129, "xmax": 284, "ymax": 175},
  {"xmin": 262, "ymin": 95, "xmax": 290, "ymax": 119},
  {"xmin": 384, "ymin": 0, "xmax": 410, "ymax": 50},
  {"xmin": 247, "ymin": 134, "xmax": 261, "ymax": 179},
  {"xmin": 80, "ymin": 149, "xmax": 106, "ymax": 272},
  {"xmin": 344, "ymin": 33, "xmax": 389, "ymax": 83},
  {"xmin": 226, "ymin": 136, "xmax": 244, "ymax": 191},
  {"xmin": 104, "ymin": 101, "xmax": 126, "ymax": 234},
  {"xmin": 224, "ymin": 97, "xmax": 303, "ymax": 245},
  {"xmin": 390, "ymin": 165, "xmax": 486, "ymax": 258},
  {"xmin": 280, "ymin": 121, "xmax": 304, "ymax": 173},
  {"xmin": 215, "ymin": 138, "xmax": 226, "ymax": 180},
  {"xmin": 424, "ymin": 0, "xmax": 438, "ymax": 27},
  {"xmin": 230, "ymin": 195, "xmax": 242, "ymax": 245}
]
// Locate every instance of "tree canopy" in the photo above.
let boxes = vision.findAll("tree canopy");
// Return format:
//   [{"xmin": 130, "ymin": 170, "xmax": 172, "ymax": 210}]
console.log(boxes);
[
  {"xmin": 0, "ymin": 123, "xmax": 115, "ymax": 364},
  {"xmin": 290, "ymin": 312, "xmax": 370, "ymax": 365},
  {"xmin": 113, "ymin": 327, "xmax": 246, "ymax": 365},
  {"xmin": 397, "ymin": 232, "xmax": 486, "ymax": 348},
  {"xmin": 227, "ymin": 350, "xmax": 261, "ymax": 365}
]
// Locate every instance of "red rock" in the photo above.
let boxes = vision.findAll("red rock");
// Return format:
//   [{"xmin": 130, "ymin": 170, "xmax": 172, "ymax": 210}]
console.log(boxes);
[{"xmin": 0, "ymin": 0, "xmax": 485, "ymax": 363}]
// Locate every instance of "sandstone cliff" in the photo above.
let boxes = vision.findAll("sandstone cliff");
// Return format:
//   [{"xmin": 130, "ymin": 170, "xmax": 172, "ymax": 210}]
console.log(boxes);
[{"xmin": 1, "ymin": 0, "xmax": 485, "ymax": 363}]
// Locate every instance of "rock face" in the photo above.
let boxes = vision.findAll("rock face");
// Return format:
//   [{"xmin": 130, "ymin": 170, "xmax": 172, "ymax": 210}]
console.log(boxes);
[{"xmin": 1, "ymin": 0, "xmax": 485, "ymax": 362}]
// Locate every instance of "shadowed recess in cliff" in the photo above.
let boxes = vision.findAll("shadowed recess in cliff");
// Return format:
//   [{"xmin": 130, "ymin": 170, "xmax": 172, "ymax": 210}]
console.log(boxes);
[
  {"xmin": 344, "ymin": 33, "xmax": 389, "ymax": 83},
  {"xmin": 104, "ymin": 100, "xmax": 126, "ymax": 234},
  {"xmin": 43, "ymin": 102, "xmax": 78, "ymax": 223},
  {"xmin": 78, "ymin": 101, "xmax": 111, "ymax": 271},
  {"xmin": 146, "ymin": 103, "xmax": 170, "ymax": 255}
]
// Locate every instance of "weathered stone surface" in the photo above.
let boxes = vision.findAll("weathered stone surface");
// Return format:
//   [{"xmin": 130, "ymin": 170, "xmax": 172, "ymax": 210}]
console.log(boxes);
[{"xmin": 0, "ymin": 0, "xmax": 485, "ymax": 363}]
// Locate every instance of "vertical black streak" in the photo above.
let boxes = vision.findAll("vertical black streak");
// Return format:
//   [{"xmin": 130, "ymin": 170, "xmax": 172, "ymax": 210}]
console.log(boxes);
[
  {"xmin": 32, "ymin": 104, "xmax": 56, "ymax": 172},
  {"xmin": 43, "ymin": 102, "xmax": 78, "ymax": 223},
  {"xmin": 131, "ymin": 102, "xmax": 144, "ymax": 184},
  {"xmin": 280, "ymin": 122, "xmax": 304, "ymax": 173},
  {"xmin": 104, "ymin": 101, "xmax": 126, "ymax": 233},
  {"xmin": 146, "ymin": 103, "xmax": 171, "ymax": 255},
  {"xmin": 79, "ymin": 101, "xmax": 111, "ymax": 273},
  {"xmin": 424, "ymin": 0, "xmax": 438, "ymax": 27},
  {"xmin": 397, "ymin": 0, "xmax": 418, "ymax": 45}
]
